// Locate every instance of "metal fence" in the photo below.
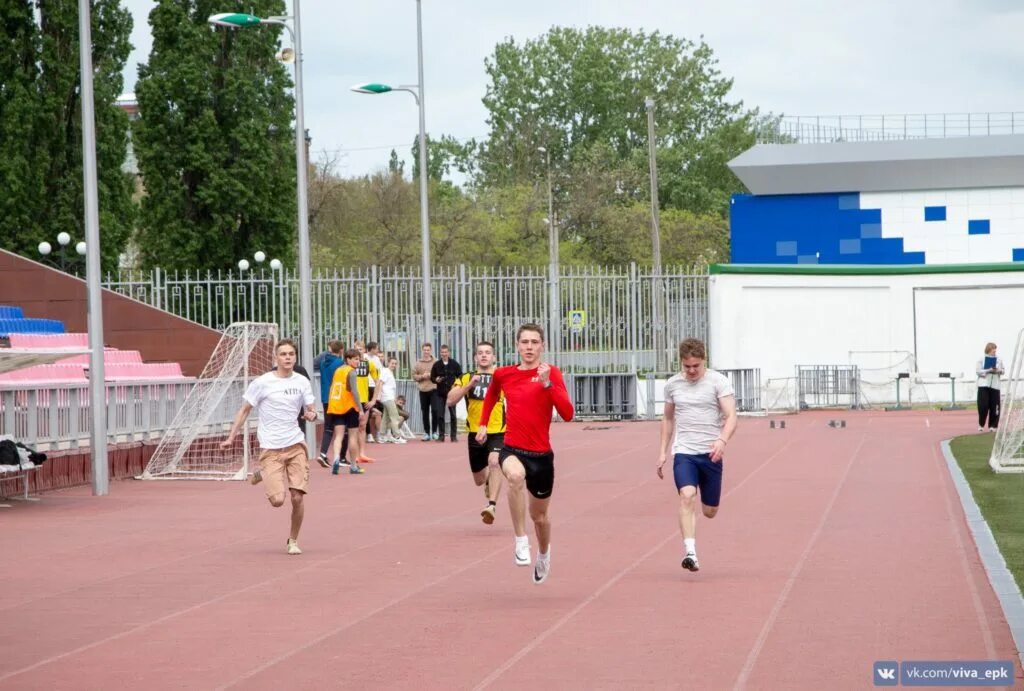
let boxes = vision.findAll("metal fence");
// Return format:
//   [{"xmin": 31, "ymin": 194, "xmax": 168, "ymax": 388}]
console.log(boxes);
[
  {"xmin": 760, "ymin": 112, "xmax": 1024, "ymax": 145},
  {"xmin": 796, "ymin": 365, "xmax": 861, "ymax": 409},
  {"xmin": 1, "ymin": 381, "xmax": 196, "ymax": 451},
  {"xmin": 102, "ymin": 264, "xmax": 709, "ymax": 375}
]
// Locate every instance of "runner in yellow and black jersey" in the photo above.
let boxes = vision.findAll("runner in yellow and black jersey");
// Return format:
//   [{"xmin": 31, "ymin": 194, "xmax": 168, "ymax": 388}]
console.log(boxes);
[{"xmin": 447, "ymin": 340, "xmax": 505, "ymax": 524}]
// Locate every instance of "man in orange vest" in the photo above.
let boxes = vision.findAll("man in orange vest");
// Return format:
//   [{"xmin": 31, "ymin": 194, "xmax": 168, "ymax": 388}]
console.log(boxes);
[{"xmin": 326, "ymin": 349, "xmax": 369, "ymax": 475}]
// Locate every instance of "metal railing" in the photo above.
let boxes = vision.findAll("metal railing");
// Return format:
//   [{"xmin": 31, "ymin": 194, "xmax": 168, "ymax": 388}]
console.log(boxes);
[
  {"xmin": 1, "ymin": 381, "xmax": 197, "ymax": 451},
  {"xmin": 102, "ymin": 264, "xmax": 710, "ymax": 375},
  {"xmin": 759, "ymin": 112, "xmax": 1024, "ymax": 145}
]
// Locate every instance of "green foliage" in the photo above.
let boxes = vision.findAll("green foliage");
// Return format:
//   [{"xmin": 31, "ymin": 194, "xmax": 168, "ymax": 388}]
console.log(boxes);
[
  {"xmin": 0, "ymin": 0, "xmax": 134, "ymax": 271},
  {"xmin": 309, "ymin": 154, "xmax": 725, "ymax": 268},
  {"xmin": 478, "ymin": 26, "xmax": 758, "ymax": 219},
  {"xmin": 133, "ymin": 0, "xmax": 296, "ymax": 270},
  {"xmin": 307, "ymin": 25, "xmax": 760, "ymax": 268}
]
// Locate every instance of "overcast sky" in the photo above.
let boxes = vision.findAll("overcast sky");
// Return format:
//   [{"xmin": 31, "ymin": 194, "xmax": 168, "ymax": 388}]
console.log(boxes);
[{"xmin": 120, "ymin": 0, "xmax": 1024, "ymax": 178}]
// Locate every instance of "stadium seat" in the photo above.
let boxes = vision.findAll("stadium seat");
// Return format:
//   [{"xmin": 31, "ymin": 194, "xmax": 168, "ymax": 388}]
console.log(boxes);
[
  {"xmin": 57, "ymin": 350, "xmax": 144, "ymax": 365},
  {"xmin": 0, "ymin": 318, "xmax": 66, "ymax": 336},
  {"xmin": 103, "ymin": 363, "xmax": 186, "ymax": 380},
  {"xmin": 0, "ymin": 306, "xmax": 25, "ymax": 319},
  {"xmin": 8, "ymin": 333, "xmax": 89, "ymax": 348}
]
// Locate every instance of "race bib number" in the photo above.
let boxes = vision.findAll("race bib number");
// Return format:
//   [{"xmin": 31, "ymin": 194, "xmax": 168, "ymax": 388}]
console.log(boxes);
[{"xmin": 469, "ymin": 373, "xmax": 491, "ymax": 400}]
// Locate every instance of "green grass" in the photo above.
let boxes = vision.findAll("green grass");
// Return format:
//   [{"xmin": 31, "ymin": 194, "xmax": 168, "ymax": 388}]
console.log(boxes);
[{"xmin": 949, "ymin": 434, "xmax": 1024, "ymax": 591}]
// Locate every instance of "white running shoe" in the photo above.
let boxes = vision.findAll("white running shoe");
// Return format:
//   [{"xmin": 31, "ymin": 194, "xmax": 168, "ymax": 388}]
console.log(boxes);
[
  {"xmin": 286, "ymin": 538, "xmax": 302, "ymax": 555},
  {"xmin": 392, "ymin": 437, "xmax": 407, "ymax": 444},
  {"xmin": 533, "ymin": 550, "xmax": 551, "ymax": 584},
  {"xmin": 514, "ymin": 539, "xmax": 531, "ymax": 566},
  {"xmin": 681, "ymin": 551, "xmax": 699, "ymax": 572},
  {"xmin": 366, "ymin": 435, "xmax": 377, "ymax": 444}
]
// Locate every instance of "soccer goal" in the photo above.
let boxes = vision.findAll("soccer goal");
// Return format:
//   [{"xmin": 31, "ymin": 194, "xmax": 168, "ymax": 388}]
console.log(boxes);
[
  {"xmin": 990, "ymin": 327, "xmax": 1024, "ymax": 473},
  {"xmin": 140, "ymin": 322, "xmax": 278, "ymax": 480}
]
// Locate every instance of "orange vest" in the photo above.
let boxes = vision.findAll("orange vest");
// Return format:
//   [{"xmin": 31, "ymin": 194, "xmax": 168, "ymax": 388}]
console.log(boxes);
[{"xmin": 327, "ymin": 365, "xmax": 358, "ymax": 414}]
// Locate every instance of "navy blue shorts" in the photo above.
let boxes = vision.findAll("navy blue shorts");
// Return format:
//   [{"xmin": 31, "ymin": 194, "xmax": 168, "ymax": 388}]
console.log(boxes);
[{"xmin": 673, "ymin": 453, "xmax": 723, "ymax": 507}]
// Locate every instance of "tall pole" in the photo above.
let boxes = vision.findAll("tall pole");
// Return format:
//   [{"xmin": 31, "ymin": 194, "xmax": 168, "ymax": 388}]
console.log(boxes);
[
  {"xmin": 79, "ymin": 0, "xmax": 108, "ymax": 495},
  {"xmin": 292, "ymin": 0, "xmax": 316, "ymax": 448},
  {"xmin": 646, "ymin": 97, "xmax": 664, "ymax": 371},
  {"xmin": 415, "ymin": 0, "xmax": 434, "ymax": 346},
  {"xmin": 544, "ymin": 148, "xmax": 559, "ymax": 356}
]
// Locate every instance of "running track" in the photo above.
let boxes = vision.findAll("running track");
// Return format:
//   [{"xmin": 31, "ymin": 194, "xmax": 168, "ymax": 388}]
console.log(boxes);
[{"xmin": 0, "ymin": 410, "xmax": 1019, "ymax": 689}]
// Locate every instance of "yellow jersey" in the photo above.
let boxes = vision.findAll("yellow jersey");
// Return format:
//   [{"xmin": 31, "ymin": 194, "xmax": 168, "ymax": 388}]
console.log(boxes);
[
  {"xmin": 327, "ymin": 365, "xmax": 358, "ymax": 414},
  {"xmin": 456, "ymin": 371, "xmax": 506, "ymax": 434},
  {"xmin": 355, "ymin": 357, "xmax": 379, "ymax": 402}
]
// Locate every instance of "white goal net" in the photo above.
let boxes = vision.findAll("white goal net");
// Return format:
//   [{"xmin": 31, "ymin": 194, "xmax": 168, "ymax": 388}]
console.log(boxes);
[
  {"xmin": 990, "ymin": 327, "xmax": 1024, "ymax": 473},
  {"xmin": 140, "ymin": 322, "xmax": 278, "ymax": 480}
]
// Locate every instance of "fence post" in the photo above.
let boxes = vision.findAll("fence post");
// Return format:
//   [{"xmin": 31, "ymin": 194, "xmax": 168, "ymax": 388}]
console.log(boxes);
[{"xmin": 646, "ymin": 372, "xmax": 656, "ymax": 420}]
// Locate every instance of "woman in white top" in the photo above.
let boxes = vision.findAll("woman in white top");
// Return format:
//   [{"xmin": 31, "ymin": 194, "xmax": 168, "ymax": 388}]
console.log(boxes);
[{"xmin": 976, "ymin": 342, "xmax": 1005, "ymax": 432}]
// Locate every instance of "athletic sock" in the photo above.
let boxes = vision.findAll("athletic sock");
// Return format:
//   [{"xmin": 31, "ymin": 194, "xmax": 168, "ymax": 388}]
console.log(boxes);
[
  {"xmin": 684, "ymin": 538, "xmax": 696, "ymax": 554},
  {"xmin": 488, "ymin": 500, "xmax": 497, "ymax": 507},
  {"xmin": 516, "ymin": 534, "xmax": 529, "ymax": 546},
  {"xmin": 538, "ymin": 550, "xmax": 550, "ymax": 562}
]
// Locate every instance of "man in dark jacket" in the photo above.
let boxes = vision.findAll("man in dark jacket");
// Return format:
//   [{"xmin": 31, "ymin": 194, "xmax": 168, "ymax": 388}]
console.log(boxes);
[{"xmin": 430, "ymin": 344, "xmax": 462, "ymax": 442}]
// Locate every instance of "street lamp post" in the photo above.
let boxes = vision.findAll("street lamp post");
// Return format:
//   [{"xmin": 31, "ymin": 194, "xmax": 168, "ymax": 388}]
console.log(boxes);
[
  {"xmin": 209, "ymin": 5, "xmax": 315, "ymax": 448},
  {"xmin": 77, "ymin": 0, "xmax": 108, "ymax": 496},
  {"xmin": 537, "ymin": 146, "xmax": 559, "ymax": 356},
  {"xmin": 645, "ymin": 97, "xmax": 665, "ymax": 372},
  {"xmin": 350, "ymin": 0, "xmax": 433, "ymax": 346}
]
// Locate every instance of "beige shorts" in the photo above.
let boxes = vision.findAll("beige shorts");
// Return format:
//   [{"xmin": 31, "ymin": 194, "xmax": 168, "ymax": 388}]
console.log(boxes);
[{"xmin": 258, "ymin": 443, "xmax": 310, "ymax": 498}]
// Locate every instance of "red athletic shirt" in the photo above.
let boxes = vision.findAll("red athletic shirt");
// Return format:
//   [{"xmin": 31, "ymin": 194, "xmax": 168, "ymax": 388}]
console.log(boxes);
[{"xmin": 478, "ymin": 364, "xmax": 574, "ymax": 453}]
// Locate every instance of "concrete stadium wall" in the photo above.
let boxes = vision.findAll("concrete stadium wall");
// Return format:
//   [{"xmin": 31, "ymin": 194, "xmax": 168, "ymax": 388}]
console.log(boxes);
[{"xmin": 708, "ymin": 265, "xmax": 1024, "ymax": 406}]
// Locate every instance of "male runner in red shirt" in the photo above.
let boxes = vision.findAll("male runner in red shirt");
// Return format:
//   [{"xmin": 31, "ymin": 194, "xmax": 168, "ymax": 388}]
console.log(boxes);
[{"xmin": 477, "ymin": 323, "xmax": 574, "ymax": 584}]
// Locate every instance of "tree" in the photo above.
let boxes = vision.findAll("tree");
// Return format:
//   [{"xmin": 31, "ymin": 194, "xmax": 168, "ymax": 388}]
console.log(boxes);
[
  {"xmin": 479, "ymin": 26, "xmax": 760, "ymax": 218},
  {"xmin": 0, "ymin": 1, "xmax": 44, "ymax": 254},
  {"xmin": 133, "ymin": 0, "xmax": 296, "ymax": 270},
  {"xmin": 0, "ymin": 0, "xmax": 135, "ymax": 270}
]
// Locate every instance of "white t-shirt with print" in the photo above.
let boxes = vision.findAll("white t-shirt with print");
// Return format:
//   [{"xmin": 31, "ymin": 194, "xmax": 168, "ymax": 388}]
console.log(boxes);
[
  {"xmin": 664, "ymin": 369, "xmax": 735, "ymax": 455},
  {"xmin": 243, "ymin": 371, "xmax": 315, "ymax": 449},
  {"xmin": 378, "ymin": 366, "xmax": 397, "ymax": 401}
]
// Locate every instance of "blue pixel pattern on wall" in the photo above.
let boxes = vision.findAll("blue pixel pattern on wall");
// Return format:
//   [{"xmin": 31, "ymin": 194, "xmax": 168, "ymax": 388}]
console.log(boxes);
[
  {"xmin": 730, "ymin": 193, "xmax": 924, "ymax": 264},
  {"xmin": 730, "ymin": 189, "xmax": 1024, "ymax": 265}
]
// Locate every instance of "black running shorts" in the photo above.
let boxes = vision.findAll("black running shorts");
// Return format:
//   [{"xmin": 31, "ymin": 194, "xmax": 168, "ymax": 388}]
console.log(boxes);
[
  {"xmin": 499, "ymin": 444, "xmax": 554, "ymax": 499},
  {"xmin": 468, "ymin": 433, "xmax": 504, "ymax": 473}
]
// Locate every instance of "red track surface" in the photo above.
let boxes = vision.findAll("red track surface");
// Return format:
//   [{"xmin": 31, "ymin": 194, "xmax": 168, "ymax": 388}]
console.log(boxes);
[{"xmin": 1, "ymin": 410, "xmax": 1018, "ymax": 690}]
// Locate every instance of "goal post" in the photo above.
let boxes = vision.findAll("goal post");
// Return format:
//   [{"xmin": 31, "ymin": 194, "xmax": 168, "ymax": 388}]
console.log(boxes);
[
  {"xmin": 990, "ymin": 327, "xmax": 1024, "ymax": 473},
  {"xmin": 140, "ymin": 322, "xmax": 278, "ymax": 480}
]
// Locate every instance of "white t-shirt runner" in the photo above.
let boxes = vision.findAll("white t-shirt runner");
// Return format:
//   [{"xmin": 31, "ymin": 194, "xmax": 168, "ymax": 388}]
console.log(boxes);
[
  {"xmin": 664, "ymin": 369, "xmax": 735, "ymax": 455},
  {"xmin": 243, "ymin": 371, "xmax": 316, "ymax": 449}
]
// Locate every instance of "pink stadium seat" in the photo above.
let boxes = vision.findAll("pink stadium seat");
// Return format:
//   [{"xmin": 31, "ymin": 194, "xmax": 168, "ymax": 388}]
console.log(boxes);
[
  {"xmin": 7, "ymin": 333, "xmax": 89, "ymax": 348},
  {"xmin": 104, "ymin": 363, "xmax": 186, "ymax": 381},
  {"xmin": 57, "ymin": 350, "xmax": 144, "ymax": 365}
]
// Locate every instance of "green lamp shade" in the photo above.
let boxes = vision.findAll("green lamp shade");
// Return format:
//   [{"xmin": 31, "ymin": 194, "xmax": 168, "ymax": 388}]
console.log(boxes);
[
  {"xmin": 208, "ymin": 13, "xmax": 263, "ymax": 28},
  {"xmin": 351, "ymin": 83, "xmax": 394, "ymax": 95}
]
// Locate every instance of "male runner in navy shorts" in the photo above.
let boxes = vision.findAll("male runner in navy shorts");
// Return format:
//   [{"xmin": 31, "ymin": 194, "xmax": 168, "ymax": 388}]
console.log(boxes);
[
  {"xmin": 477, "ymin": 324, "xmax": 574, "ymax": 584},
  {"xmin": 657, "ymin": 338, "xmax": 737, "ymax": 572}
]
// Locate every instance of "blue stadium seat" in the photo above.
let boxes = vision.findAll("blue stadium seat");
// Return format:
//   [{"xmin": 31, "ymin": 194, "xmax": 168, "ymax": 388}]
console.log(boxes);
[
  {"xmin": 0, "ymin": 317, "xmax": 68, "ymax": 336},
  {"xmin": 0, "ymin": 306, "xmax": 24, "ymax": 319}
]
